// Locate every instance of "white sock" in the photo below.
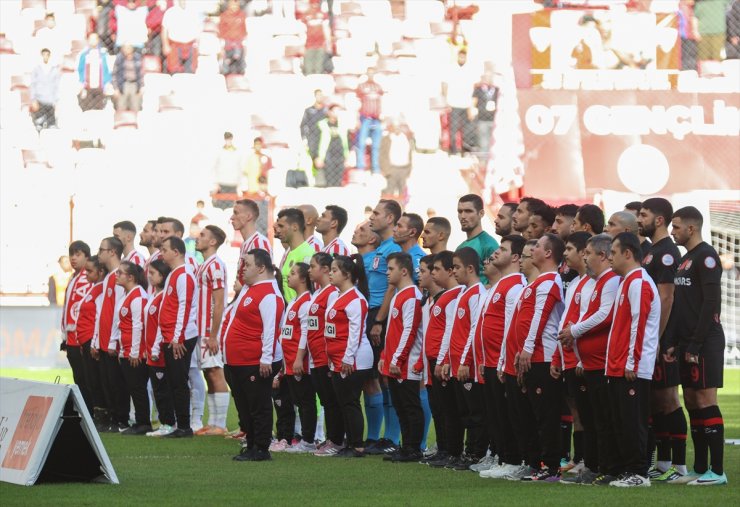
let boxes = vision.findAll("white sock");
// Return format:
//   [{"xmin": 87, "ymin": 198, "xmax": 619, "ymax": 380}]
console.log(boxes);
[
  {"xmin": 147, "ymin": 379, "xmax": 157, "ymax": 423},
  {"xmin": 189, "ymin": 367, "xmax": 206, "ymax": 428},
  {"xmin": 315, "ymin": 405, "xmax": 325, "ymax": 443},
  {"xmin": 214, "ymin": 392, "xmax": 230, "ymax": 429},
  {"xmin": 657, "ymin": 460, "xmax": 671, "ymax": 473},
  {"xmin": 294, "ymin": 406, "xmax": 302, "ymax": 438},
  {"xmin": 207, "ymin": 393, "xmax": 217, "ymax": 427},
  {"xmin": 676, "ymin": 464, "xmax": 688, "ymax": 475}
]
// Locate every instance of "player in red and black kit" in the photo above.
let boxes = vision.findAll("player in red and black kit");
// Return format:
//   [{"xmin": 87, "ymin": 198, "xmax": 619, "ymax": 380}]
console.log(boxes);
[
  {"xmin": 379, "ymin": 253, "xmax": 424, "ymax": 462},
  {"xmin": 477, "ymin": 235, "xmax": 527, "ymax": 479},
  {"xmin": 666, "ymin": 207, "xmax": 727, "ymax": 486},
  {"xmin": 638, "ymin": 198, "xmax": 687, "ymax": 481}
]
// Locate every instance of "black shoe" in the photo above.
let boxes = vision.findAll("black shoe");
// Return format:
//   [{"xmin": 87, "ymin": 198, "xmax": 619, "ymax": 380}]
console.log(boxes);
[
  {"xmin": 121, "ymin": 424, "xmax": 153, "ymax": 435},
  {"xmin": 162, "ymin": 428, "xmax": 194, "ymax": 438},
  {"xmin": 248, "ymin": 449, "xmax": 272, "ymax": 462},
  {"xmin": 365, "ymin": 438, "xmax": 395, "ymax": 455},
  {"xmin": 429, "ymin": 455, "xmax": 456, "ymax": 468},
  {"xmin": 383, "ymin": 450, "xmax": 401, "ymax": 462},
  {"xmin": 102, "ymin": 423, "xmax": 119, "ymax": 433},
  {"xmin": 393, "ymin": 449, "xmax": 424, "ymax": 463},
  {"xmin": 592, "ymin": 474, "xmax": 618, "ymax": 486},
  {"xmin": 333, "ymin": 447, "xmax": 365, "ymax": 458},
  {"xmin": 421, "ymin": 451, "xmax": 448, "ymax": 464},
  {"xmin": 453, "ymin": 456, "xmax": 476, "ymax": 471},
  {"xmin": 233, "ymin": 447, "xmax": 254, "ymax": 461},
  {"xmin": 444, "ymin": 456, "xmax": 464, "ymax": 470}
]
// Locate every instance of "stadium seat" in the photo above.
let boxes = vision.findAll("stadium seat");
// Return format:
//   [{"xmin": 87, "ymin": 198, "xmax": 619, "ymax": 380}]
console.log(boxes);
[
  {"xmin": 61, "ymin": 53, "xmax": 76, "ymax": 72},
  {"xmin": 699, "ymin": 60, "xmax": 724, "ymax": 78},
  {"xmin": 250, "ymin": 113, "xmax": 277, "ymax": 131},
  {"xmin": 159, "ymin": 94, "xmax": 184, "ymax": 112},
  {"xmin": 21, "ymin": 148, "xmax": 50, "ymax": 168},
  {"xmin": 226, "ymin": 74, "xmax": 251, "ymax": 93},
  {"xmin": 340, "ymin": 2, "xmax": 363, "ymax": 16},
  {"xmin": 10, "ymin": 74, "xmax": 31, "ymax": 91},
  {"xmin": 0, "ymin": 36, "xmax": 15, "ymax": 55},
  {"xmin": 430, "ymin": 21, "xmax": 454, "ymax": 36},
  {"xmin": 113, "ymin": 110, "xmax": 138, "ymax": 129},
  {"xmin": 269, "ymin": 57, "xmax": 297, "ymax": 74},
  {"xmin": 284, "ymin": 44, "xmax": 304, "ymax": 58},
  {"xmin": 142, "ymin": 55, "xmax": 162, "ymax": 74},
  {"xmin": 261, "ymin": 129, "xmax": 290, "ymax": 149},
  {"xmin": 73, "ymin": 0, "xmax": 96, "ymax": 13},
  {"xmin": 69, "ymin": 39, "xmax": 87, "ymax": 55},
  {"xmin": 333, "ymin": 74, "xmax": 359, "ymax": 93}
]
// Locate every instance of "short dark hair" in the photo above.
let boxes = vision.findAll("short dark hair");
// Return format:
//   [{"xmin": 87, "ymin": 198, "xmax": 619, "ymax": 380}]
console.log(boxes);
[
  {"xmin": 433, "ymin": 250, "xmax": 454, "ymax": 270},
  {"xmin": 224, "ymin": 131, "xmax": 233, "ymax": 139},
  {"xmin": 278, "ymin": 208, "xmax": 306, "ymax": 233},
  {"xmin": 426, "ymin": 216, "xmax": 451, "ymax": 236},
  {"xmin": 458, "ymin": 193, "xmax": 484, "ymax": 212},
  {"xmin": 641, "ymin": 197, "xmax": 673, "ymax": 224},
  {"xmin": 120, "ymin": 261, "xmax": 148, "ymax": 290},
  {"xmin": 326, "ymin": 205, "xmax": 348, "ymax": 233},
  {"xmin": 420, "ymin": 254, "xmax": 436, "ymax": 271},
  {"xmin": 542, "ymin": 233, "xmax": 565, "ymax": 265},
  {"xmin": 525, "ymin": 238, "xmax": 539, "ymax": 248},
  {"xmin": 103, "ymin": 236, "xmax": 123, "ymax": 257},
  {"xmin": 235, "ymin": 199, "xmax": 260, "ymax": 218},
  {"xmin": 146, "ymin": 219, "xmax": 157, "ymax": 229},
  {"xmin": 158, "ymin": 216, "xmax": 184, "ymax": 235},
  {"xmin": 501, "ymin": 202, "xmax": 518, "ymax": 215},
  {"xmin": 587, "ymin": 233, "xmax": 612, "ymax": 256},
  {"xmin": 163, "ymin": 236, "xmax": 186, "ymax": 255},
  {"xmin": 533, "ymin": 205, "xmax": 556, "ymax": 228},
  {"xmin": 566, "ymin": 231, "xmax": 591, "ymax": 252},
  {"xmin": 387, "ymin": 252, "xmax": 414, "ymax": 276},
  {"xmin": 204, "ymin": 225, "xmax": 227, "ymax": 248},
  {"xmin": 88, "ymin": 255, "xmax": 108, "ymax": 276},
  {"xmin": 380, "ymin": 199, "xmax": 403, "ymax": 225},
  {"xmin": 148, "ymin": 258, "xmax": 171, "ymax": 289},
  {"xmin": 613, "ymin": 232, "xmax": 643, "ymax": 263},
  {"xmin": 556, "ymin": 204, "xmax": 579, "ymax": 218},
  {"xmin": 113, "ymin": 220, "xmax": 136, "ymax": 234},
  {"xmin": 41, "ymin": 48, "xmax": 51, "ymax": 55},
  {"xmin": 576, "ymin": 204, "xmax": 605, "ymax": 234},
  {"xmin": 501, "ymin": 234, "xmax": 526, "ymax": 257},
  {"xmin": 624, "ymin": 201, "xmax": 642, "ymax": 214},
  {"xmin": 454, "ymin": 246, "xmax": 480, "ymax": 271},
  {"xmin": 521, "ymin": 196, "xmax": 547, "ymax": 214},
  {"xmin": 402, "ymin": 213, "xmax": 424, "ymax": 239},
  {"xmin": 672, "ymin": 206, "xmax": 703, "ymax": 227},
  {"xmin": 69, "ymin": 240, "xmax": 91, "ymax": 258}
]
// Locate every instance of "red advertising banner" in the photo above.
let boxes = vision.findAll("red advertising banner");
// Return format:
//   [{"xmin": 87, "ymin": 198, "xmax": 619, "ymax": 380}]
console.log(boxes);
[
  {"xmin": 517, "ymin": 89, "xmax": 740, "ymax": 199},
  {"xmin": 1, "ymin": 396, "xmax": 53, "ymax": 471}
]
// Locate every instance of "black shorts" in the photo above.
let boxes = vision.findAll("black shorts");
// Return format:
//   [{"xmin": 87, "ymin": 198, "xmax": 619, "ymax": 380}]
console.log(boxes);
[
  {"xmin": 366, "ymin": 307, "xmax": 386, "ymax": 379},
  {"xmin": 564, "ymin": 368, "xmax": 586, "ymax": 398},
  {"xmin": 651, "ymin": 353, "xmax": 680, "ymax": 388},
  {"xmin": 679, "ymin": 330, "xmax": 725, "ymax": 389}
]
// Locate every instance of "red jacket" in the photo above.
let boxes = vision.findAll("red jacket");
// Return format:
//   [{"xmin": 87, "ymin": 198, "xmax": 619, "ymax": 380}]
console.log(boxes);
[
  {"xmin": 380, "ymin": 286, "xmax": 423, "ymax": 380},
  {"xmin": 572, "ymin": 269, "xmax": 620, "ymax": 371},
  {"xmin": 281, "ymin": 291, "xmax": 312, "ymax": 375},
  {"xmin": 325, "ymin": 287, "xmax": 373, "ymax": 371},
  {"xmin": 113, "ymin": 286, "xmax": 147, "ymax": 359},
  {"xmin": 306, "ymin": 285, "xmax": 338, "ymax": 368}
]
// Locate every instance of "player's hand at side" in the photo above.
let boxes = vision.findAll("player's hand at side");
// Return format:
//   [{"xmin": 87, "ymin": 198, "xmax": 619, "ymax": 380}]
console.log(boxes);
[
  {"xmin": 550, "ymin": 363, "xmax": 561, "ymax": 380},
  {"xmin": 91, "ymin": 347, "xmax": 100, "ymax": 360},
  {"xmin": 625, "ymin": 369, "xmax": 636, "ymax": 382},
  {"xmin": 478, "ymin": 364, "xmax": 485, "ymax": 380},
  {"xmin": 369, "ymin": 324, "xmax": 382, "ymax": 346},
  {"xmin": 293, "ymin": 360, "xmax": 304, "ymax": 376},
  {"xmin": 517, "ymin": 350, "xmax": 532, "ymax": 374},
  {"xmin": 341, "ymin": 362, "xmax": 354, "ymax": 377},
  {"xmin": 259, "ymin": 362, "xmax": 272, "ymax": 378},
  {"xmin": 389, "ymin": 364, "xmax": 401, "ymax": 377},
  {"xmin": 457, "ymin": 365, "xmax": 470, "ymax": 382},
  {"xmin": 207, "ymin": 338, "xmax": 219, "ymax": 355},
  {"xmin": 170, "ymin": 341, "xmax": 186, "ymax": 359},
  {"xmin": 377, "ymin": 359, "xmax": 385, "ymax": 374}
]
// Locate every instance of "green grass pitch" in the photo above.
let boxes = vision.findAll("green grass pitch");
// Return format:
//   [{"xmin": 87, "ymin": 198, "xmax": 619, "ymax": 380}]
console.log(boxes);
[{"xmin": 1, "ymin": 368, "xmax": 739, "ymax": 506}]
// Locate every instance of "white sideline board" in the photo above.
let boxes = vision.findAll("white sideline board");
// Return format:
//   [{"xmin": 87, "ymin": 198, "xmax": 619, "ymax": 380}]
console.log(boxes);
[{"xmin": 0, "ymin": 378, "xmax": 118, "ymax": 486}]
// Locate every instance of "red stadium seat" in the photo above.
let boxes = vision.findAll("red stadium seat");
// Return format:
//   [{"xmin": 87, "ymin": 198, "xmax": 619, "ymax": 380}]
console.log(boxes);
[
  {"xmin": 0, "ymin": 37, "xmax": 14, "ymax": 55},
  {"xmin": 21, "ymin": 0, "xmax": 46, "ymax": 11},
  {"xmin": 340, "ymin": 2, "xmax": 363, "ymax": 16},
  {"xmin": 158, "ymin": 94, "xmax": 184, "ymax": 112},
  {"xmin": 10, "ymin": 74, "xmax": 30, "ymax": 91},
  {"xmin": 392, "ymin": 40, "xmax": 416, "ymax": 57},
  {"xmin": 333, "ymin": 74, "xmax": 359, "ymax": 93},
  {"xmin": 429, "ymin": 95, "xmax": 448, "ymax": 111},
  {"xmin": 261, "ymin": 130, "xmax": 290, "ymax": 149},
  {"xmin": 376, "ymin": 57, "xmax": 399, "ymax": 75},
  {"xmin": 250, "ymin": 113, "xmax": 276, "ymax": 131},
  {"xmin": 430, "ymin": 21, "xmax": 454, "ymax": 36},
  {"xmin": 74, "ymin": 0, "xmax": 96, "ymax": 12},
  {"xmin": 69, "ymin": 39, "xmax": 87, "ymax": 55},
  {"xmin": 114, "ymin": 110, "xmax": 138, "ymax": 129},
  {"xmin": 284, "ymin": 44, "xmax": 304, "ymax": 58},
  {"xmin": 269, "ymin": 58, "xmax": 295, "ymax": 74},
  {"xmin": 142, "ymin": 55, "xmax": 162, "ymax": 74},
  {"xmin": 61, "ymin": 53, "xmax": 76, "ymax": 72},
  {"xmin": 33, "ymin": 18, "xmax": 45, "ymax": 35},
  {"xmin": 21, "ymin": 149, "xmax": 50, "ymax": 168},
  {"xmin": 226, "ymin": 74, "xmax": 251, "ymax": 92}
]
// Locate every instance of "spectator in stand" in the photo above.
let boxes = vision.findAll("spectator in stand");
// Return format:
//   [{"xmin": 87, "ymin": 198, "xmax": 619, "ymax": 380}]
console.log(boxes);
[
  {"xmin": 443, "ymin": 49, "xmax": 478, "ymax": 156},
  {"xmin": 77, "ymin": 33, "xmax": 112, "ymax": 112},
  {"xmin": 379, "ymin": 121, "xmax": 413, "ymax": 197},
  {"xmin": 315, "ymin": 104, "xmax": 349, "ymax": 188},
  {"xmin": 146, "ymin": 0, "xmax": 171, "ymax": 58},
  {"xmin": 34, "ymin": 13, "xmax": 69, "ymax": 65},
  {"xmin": 356, "ymin": 68, "xmax": 384, "ymax": 174},
  {"xmin": 162, "ymin": 0, "xmax": 201, "ymax": 74},
  {"xmin": 301, "ymin": 1, "xmax": 331, "ymax": 75},
  {"xmin": 678, "ymin": 0, "xmax": 701, "ymax": 71},
  {"xmin": 115, "ymin": 0, "xmax": 149, "ymax": 51},
  {"xmin": 727, "ymin": 0, "xmax": 740, "ymax": 59},
  {"xmin": 695, "ymin": 0, "xmax": 733, "ymax": 62},
  {"xmin": 95, "ymin": 0, "xmax": 117, "ymax": 53},
  {"xmin": 300, "ymin": 89, "xmax": 327, "ymax": 162},
  {"xmin": 219, "ymin": 0, "xmax": 247, "ymax": 75},
  {"xmin": 113, "ymin": 44, "xmax": 143, "ymax": 111},
  {"xmin": 244, "ymin": 137, "xmax": 272, "ymax": 193},
  {"xmin": 30, "ymin": 48, "xmax": 61, "ymax": 132},
  {"xmin": 470, "ymin": 70, "xmax": 499, "ymax": 156},
  {"xmin": 212, "ymin": 132, "xmax": 244, "ymax": 208}
]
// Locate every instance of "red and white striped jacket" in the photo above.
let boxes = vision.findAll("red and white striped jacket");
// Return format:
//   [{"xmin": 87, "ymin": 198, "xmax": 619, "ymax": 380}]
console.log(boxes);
[
  {"xmin": 281, "ymin": 291, "xmax": 312, "ymax": 375},
  {"xmin": 76, "ymin": 282, "xmax": 103, "ymax": 345},
  {"xmin": 499, "ymin": 288, "xmax": 525, "ymax": 376},
  {"xmin": 196, "ymin": 254, "xmax": 227, "ymax": 338},
  {"xmin": 222, "ymin": 280, "xmax": 284, "ymax": 366},
  {"xmin": 424, "ymin": 286, "xmax": 463, "ymax": 361},
  {"xmin": 61, "ymin": 270, "xmax": 90, "ymax": 346},
  {"xmin": 553, "ymin": 274, "xmax": 593, "ymax": 370},
  {"xmin": 325, "ymin": 287, "xmax": 373, "ymax": 371},
  {"xmin": 145, "ymin": 291, "xmax": 165, "ymax": 367},
  {"xmin": 519, "ymin": 271, "xmax": 564, "ymax": 363},
  {"xmin": 92, "ymin": 269, "xmax": 125, "ymax": 351},
  {"xmin": 606, "ymin": 268, "xmax": 660, "ymax": 379},
  {"xmin": 307, "ymin": 235, "xmax": 323, "ymax": 253},
  {"xmin": 322, "ymin": 237, "xmax": 351, "ymax": 256},
  {"xmin": 474, "ymin": 273, "xmax": 526, "ymax": 369},
  {"xmin": 185, "ymin": 253, "xmax": 199, "ymax": 272},
  {"xmin": 124, "ymin": 250, "xmax": 146, "ymax": 267},
  {"xmin": 112, "ymin": 286, "xmax": 147, "ymax": 359},
  {"xmin": 237, "ymin": 231, "xmax": 272, "ymax": 285},
  {"xmin": 439, "ymin": 282, "xmax": 483, "ymax": 377},
  {"xmin": 572, "ymin": 269, "xmax": 620, "ymax": 371},
  {"xmin": 152, "ymin": 264, "xmax": 198, "ymax": 357},
  {"xmin": 380, "ymin": 285, "xmax": 423, "ymax": 380},
  {"xmin": 145, "ymin": 250, "xmax": 161, "ymax": 272},
  {"xmin": 306, "ymin": 284, "xmax": 338, "ymax": 368}
]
